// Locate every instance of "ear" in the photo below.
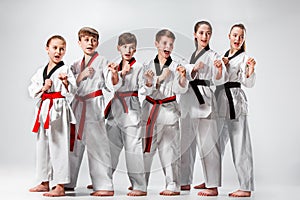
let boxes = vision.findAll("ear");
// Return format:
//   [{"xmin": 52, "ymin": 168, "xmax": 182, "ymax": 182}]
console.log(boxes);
[
  {"xmin": 155, "ymin": 41, "xmax": 159, "ymax": 48},
  {"xmin": 78, "ymin": 40, "xmax": 81, "ymax": 46},
  {"xmin": 228, "ymin": 34, "xmax": 230, "ymax": 39},
  {"xmin": 193, "ymin": 32, "xmax": 197, "ymax": 39},
  {"xmin": 117, "ymin": 45, "xmax": 121, "ymax": 52},
  {"xmin": 45, "ymin": 46, "xmax": 49, "ymax": 53}
]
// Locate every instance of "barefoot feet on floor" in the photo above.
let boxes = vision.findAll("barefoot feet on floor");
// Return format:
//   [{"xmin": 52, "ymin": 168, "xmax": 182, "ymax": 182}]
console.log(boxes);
[
  {"xmin": 181, "ymin": 185, "xmax": 191, "ymax": 190},
  {"xmin": 90, "ymin": 190, "xmax": 114, "ymax": 196},
  {"xmin": 229, "ymin": 190, "xmax": 251, "ymax": 197},
  {"xmin": 43, "ymin": 184, "xmax": 65, "ymax": 197},
  {"xmin": 194, "ymin": 182, "xmax": 207, "ymax": 189},
  {"xmin": 29, "ymin": 182, "xmax": 49, "ymax": 192},
  {"xmin": 127, "ymin": 190, "xmax": 147, "ymax": 196},
  {"xmin": 198, "ymin": 187, "xmax": 218, "ymax": 196},
  {"xmin": 159, "ymin": 190, "xmax": 180, "ymax": 196}
]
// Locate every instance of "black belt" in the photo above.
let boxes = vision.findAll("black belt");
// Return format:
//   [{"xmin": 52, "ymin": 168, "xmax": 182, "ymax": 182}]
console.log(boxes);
[
  {"xmin": 215, "ymin": 82, "xmax": 241, "ymax": 119},
  {"xmin": 189, "ymin": 79, "xmax": 211, "ymax": 105}
]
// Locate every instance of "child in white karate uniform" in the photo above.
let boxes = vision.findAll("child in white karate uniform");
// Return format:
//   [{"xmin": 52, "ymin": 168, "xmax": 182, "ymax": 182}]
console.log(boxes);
[
  {"xmin": 179, "ymin": 21, "xmax": 226, "ymax": 196},
  {"xmin": 106, "ymin": 32, "xmax": 147, "ymax": 196},
  {"xmin": 65, "ymin": 27, "xmax": 114, "ymax": 196},
  {"xmin": 216, "ymin": 23, "xmax": 256, "ymax": 197},
  {"xmin": 28, "ymin": 35, "xmax": 77, "ymax": 197},
  {"xmin": 142, "ymin": 29, "xmax": 188, "ymax": 196}
]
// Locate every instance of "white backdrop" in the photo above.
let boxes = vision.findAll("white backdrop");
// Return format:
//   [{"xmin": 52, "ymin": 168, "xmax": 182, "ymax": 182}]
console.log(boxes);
[{"xmin": 1, "ymin": 0, "xmax": 299, "ymax": 192}]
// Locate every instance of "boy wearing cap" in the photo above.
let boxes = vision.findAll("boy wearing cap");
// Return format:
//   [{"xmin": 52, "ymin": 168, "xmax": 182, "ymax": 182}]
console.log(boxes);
[{"xmin": 65, "ymin": 27, "xmax": 114, "ymax": 196}]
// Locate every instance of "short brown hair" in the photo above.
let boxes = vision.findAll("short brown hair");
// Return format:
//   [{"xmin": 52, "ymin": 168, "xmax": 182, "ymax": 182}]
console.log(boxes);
[
  {"xmin": 155, "ymin": 29, "xmax": 175, "ymax": 42},
  {"xmin": 46, "ymin": 35, "xmax": 66, "ymax": 47},
  {"xmin": 78, "ymin": 27, "xmax": 99, "ymax": 41},
  {"xmin": 118, "ymin": 32, "xmax": 137, "ymax": 46}
]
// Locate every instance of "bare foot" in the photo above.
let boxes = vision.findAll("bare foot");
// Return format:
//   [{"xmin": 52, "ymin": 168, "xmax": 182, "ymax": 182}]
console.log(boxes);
[
  {"xmin": 128, "ymin": 186, "xmax": 133, "ymax": 190},
  {"xmin": 181, "ymin": 185, "xmax": 191, "ymax": 191},
  {"xmin": 87, "ymin": 184, "xmax": 93, "ymax": 189},
  {"xmin": 159, "ymin": 190, "xmax": 180, "ymax": 196},
  {"xmin": 194, "ymin": 182, "xmax": 207, "ymax": 189},
  {"xmin": 198, "ymin": 187, "xmax": 218, "ymax": 196},
  {"xmin": 127, "ymin": 190, "xmax": 147, "ymax": 196},
  {"xmin": 229, "ymin": 190, "xmax": 251, "ymax": 197},
  {"xmin": 90, "ymin": 190, "xmax": 114, "ymax": 196},
  {"xmin": 43, "ymin": 184, "xmax": 65, "ymax": 197},
  {"xmin": 29, "ymin": 182, "xmax": 49, "ymax": 192}
]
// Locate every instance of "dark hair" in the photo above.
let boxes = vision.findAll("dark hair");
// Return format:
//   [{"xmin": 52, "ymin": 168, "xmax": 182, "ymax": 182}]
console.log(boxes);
[
  {"xmin": 230, "ymin": 23, "xmax": 246, "ymax": 51},
  {"xmin": 78, "ymin": 27, "xmax": 99, "ymax": 41},
  {"xmin": 193, "ymin": 21, "xmax": 212, "ymax": 48},
  {"xmin": 155, "ymin": 29, "xmax": 176, "ymax": 42},
  {"xmin": 46, "ymin": 35, "xmax": 66, "ymax": 47},
  {"xmin": 118, "ymin": 32, "xmax": 137, "ymax": 46}
]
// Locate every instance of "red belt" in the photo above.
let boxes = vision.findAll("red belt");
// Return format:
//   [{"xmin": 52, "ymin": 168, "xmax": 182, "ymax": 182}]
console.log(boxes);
[
  {"xmin": 73, "ymin": 90, "xmax": 103, "ymax": 139},
  {"xmin": 144, "ymin": 95, "xmax": 176, "ymax": 153},
  {"xmin": 70, "ymin": 90, "xmax": 103, "ymax": 152},
  {"xmin": 104, "ymin": 91, "xmax": 138, "ymax": 119},
  {"xmin": 32, "ymin": 92, "xmax": 65, "ymax": 133}
]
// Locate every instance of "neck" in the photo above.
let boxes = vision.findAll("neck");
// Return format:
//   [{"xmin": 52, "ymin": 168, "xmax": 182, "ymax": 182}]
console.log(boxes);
[
  {"xmin": 229, "ymin": 48, "xmax": 239, "ymax": 56},
  {"xmin": 48, "ymin": 61, "xmax": 57, "ymax": 70},
  {"xmin": 197, "ymin": 45, "xmax": 205, "ymax": 52},
  {"xmin": 158, "ymin": 54, "xmax": 168, "ymax": 66}
]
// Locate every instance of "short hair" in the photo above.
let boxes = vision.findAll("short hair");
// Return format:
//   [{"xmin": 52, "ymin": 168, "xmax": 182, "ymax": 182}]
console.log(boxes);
[
  {"xmin": 78, "ymin": 27, "xmax": 99, "ymax": 41},
  {"xmin": 229, "ymin": 23, "xmax": 246, "ymax": 51},
  {"xmin": 46, "ymin": 35, "xmax": 66, "ymax": 47},
  {"xmin": 155, "ymin": 29, "xmax": 176, "ymax": 42},
  {"xmin": 118, "ymin": 32, "xmax": 137, "ymax": 46}
]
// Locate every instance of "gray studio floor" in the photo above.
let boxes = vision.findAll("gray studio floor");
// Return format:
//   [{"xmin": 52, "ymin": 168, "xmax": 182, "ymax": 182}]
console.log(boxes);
[{"xmin": 2, "ymin": 152, "xmax": 299, "ymax": 200}]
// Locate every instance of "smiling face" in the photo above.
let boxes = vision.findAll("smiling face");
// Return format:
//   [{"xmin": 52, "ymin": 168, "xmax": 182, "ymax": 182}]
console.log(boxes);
[
  {"xmin": 229, "ymin": 26, "xmax": 245, "ymax": 52},
  {"xmin": 118, "ymin": 43, "xmax": 136, "ymax": 61},
  {"xmin": 46, "ymin": 38, "xmax": 66, "ymax": 65},
  {"xmin": 194, "ymin": 24, "xmax": 212, "ymax": 49},
  {"xmin": 155, "ymin": 35, "xmax": 174, "ymax": 59},
  {"xmin": 78, "ymin": 35, "xmax": 99, "ymax": 56}
]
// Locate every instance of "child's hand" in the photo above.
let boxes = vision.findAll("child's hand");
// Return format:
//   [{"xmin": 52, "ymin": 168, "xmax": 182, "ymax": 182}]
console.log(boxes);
[
  {"xmin": 58, "ymin": 73, "xmax": 68, "ymax": 81},
  {"xmin": 214, "ymin": 60, "xmax": 222, "ymax": 69},
  {"xmin": 121, "ymin": 62, "xmax": 131, "ymax": 78},
  {"xmin": 246, "ymin": 57, "xmax": 256, "ymax": 78},
  {"xmin": 107, "ymin": 63, "xmax": 118, "ymax": 74},
  {"xmin": 144, "ymin": 70, "xmax": 154, "ymax": 86},
  {"xmin": 59, "ymin": 73, "xmax": 69, "ymax": 87},
  {"xmin": 176, "ymin": 65, "xmax": 186, "ymax": 78},
  {"xmin": 158, "ymin": 68, "xmax": 171, "ymax": 83},
  {"xmin": 247, "ymin": 57, "xmax": 256, "ymax": 68},
  {"xmin": 193, "ymin": 61, "xmax": 204, "ymax": 72},
  {"xmin": 222, "ymin": 57, "xmax": 229, "ymax": 67},
  {"xmin": 81, "ymin": 66, "xmax": 95, "ymax": 78},
  {"xmin": 42, "ymin": 79, "xmax": 52, "ymax": 92}
]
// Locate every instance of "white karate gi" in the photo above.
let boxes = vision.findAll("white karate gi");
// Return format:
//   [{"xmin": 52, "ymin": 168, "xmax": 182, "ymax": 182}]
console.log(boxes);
[
  {"xmin": 28, "ymin": 61, "xmax": 76, "ymax": 185},
  {"xmin": 65, "ymin": 52, "xmax": 114, "ymax": 191},
  {"xmin": 142, "ymin": 56, "xmax": 188, "ymax": 192},
  {"xmin": 217, "ymin": 50, "xmax": 255, "ymax": 191},
  {"xmin": 106, "ymin": 58, "xmax": 147, "ymax": 192},
  {"xmin": 179, "ymin": 49, "xmax": 225, "ymax": 188}
]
